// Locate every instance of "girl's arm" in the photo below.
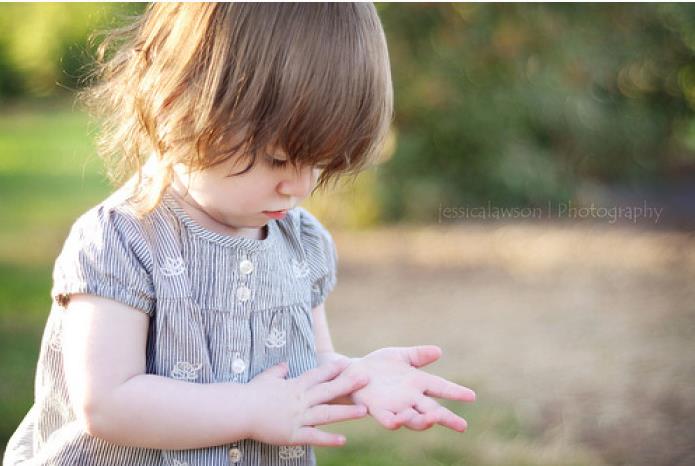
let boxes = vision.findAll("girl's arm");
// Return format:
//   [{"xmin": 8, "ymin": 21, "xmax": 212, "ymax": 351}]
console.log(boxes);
[
  {"xmin": 63, "ymin": 294, "xmax": 256, "ymax": 450},
  {"xmin": 312, "ymin": 302, "xmax": 355, "ymax": 404},
  {"xmin": 63, "ymin": 294, "xmax": 367, "ymax": 450}
]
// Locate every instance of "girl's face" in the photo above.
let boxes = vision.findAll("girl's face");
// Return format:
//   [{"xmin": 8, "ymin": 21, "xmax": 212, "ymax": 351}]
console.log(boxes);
[{"xmin": 171, "ymin": 149, "xmax": 321, "ymax": 237}]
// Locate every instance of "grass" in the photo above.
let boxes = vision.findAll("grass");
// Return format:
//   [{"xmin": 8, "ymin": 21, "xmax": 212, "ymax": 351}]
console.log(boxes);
[{"xmin": 0, "ymin": 100, "xmax": 112, "ymax": 451}]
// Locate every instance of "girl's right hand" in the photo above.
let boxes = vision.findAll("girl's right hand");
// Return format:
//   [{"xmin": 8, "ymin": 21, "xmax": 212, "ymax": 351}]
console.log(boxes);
[{"xmin": 244, "ymin": 359, "xmax": 369, "ymax": 447}]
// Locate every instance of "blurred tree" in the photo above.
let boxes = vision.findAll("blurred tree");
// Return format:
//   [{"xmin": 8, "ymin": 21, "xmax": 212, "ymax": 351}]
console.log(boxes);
[
  {"xmin": 377, "ymin": 3, "xmax": 695, "ymax": 222},
  {"xmin": 0, "ymin": 3, "xmax": 144, "ymax": 98}
]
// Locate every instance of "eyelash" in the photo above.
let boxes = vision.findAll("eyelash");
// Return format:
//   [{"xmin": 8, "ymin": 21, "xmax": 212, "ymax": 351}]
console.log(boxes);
[
  {"xmin": 270, "ymin": 158, "xmax": 288, "ymax": 168},
  {"xmin": 264, "ymin": 154, "xmax": 288, "ymax": 169},
  {"xmin": 266, "ymin": 155, "xmax": 329, "ymax": 170}
]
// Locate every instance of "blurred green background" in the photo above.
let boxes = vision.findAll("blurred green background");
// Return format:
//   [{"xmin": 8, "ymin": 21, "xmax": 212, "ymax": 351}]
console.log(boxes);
[{"xmin": 2, "ymin": 3, "xmax": 695, "ymax": 466}]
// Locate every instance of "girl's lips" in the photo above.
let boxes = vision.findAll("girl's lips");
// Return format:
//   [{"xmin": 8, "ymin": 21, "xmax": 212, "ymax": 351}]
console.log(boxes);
[{"xmin": 263, "ymin": 210, "xmax": 287, "ymax": 219}]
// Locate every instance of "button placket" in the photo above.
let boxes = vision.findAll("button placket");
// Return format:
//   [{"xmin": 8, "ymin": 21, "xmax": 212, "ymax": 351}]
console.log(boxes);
[
  {"xmin": 239, "ymin": 258, "xmax": 254, "ymax": 275},
  {"xmin": 236, "ymin": 286, "xmax": 251, "ymax": 302},
  {"xmin": 236, "ymin": 254, "xmax": 255, "ymax": 305}
]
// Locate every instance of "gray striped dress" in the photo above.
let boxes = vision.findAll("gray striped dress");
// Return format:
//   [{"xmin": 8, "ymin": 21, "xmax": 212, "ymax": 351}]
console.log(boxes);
[{"xmin": 3, "ymin": 186, "xmax": 338, "ymax": 466}]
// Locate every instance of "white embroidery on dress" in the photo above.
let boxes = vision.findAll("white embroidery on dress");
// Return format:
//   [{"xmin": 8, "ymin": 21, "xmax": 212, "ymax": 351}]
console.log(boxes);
[
  {"xmin": 312, "ymin": 284, "xmax": 321, "ymax": 293},
  {"xmin": 265, "ymin": 327, "xmax": 287, "ymax": 349},
  {"xmin": 162, "ymin": 451, "xmax": 189, "ymax": 466},
  {"xmin": 48, "ymin": 322, "xmax": 63, "ymax": 352},
  {"xmin": 170, "ymin": 361, "xmax": 202, "ymax": 380},
  {"xmin": 41, "ymin": 392, "xmax": 73, "ymax": 421},
  {"xmin": 161, "ymin": 256, "xmax": 186, "ymax": 277},
  {"xmin": 279, "ymin": 445, "xmax": 305, "ymax": 460},
  {"xmin": 291, "ymin": 258, "xmax": 310, "ymax": 278}
]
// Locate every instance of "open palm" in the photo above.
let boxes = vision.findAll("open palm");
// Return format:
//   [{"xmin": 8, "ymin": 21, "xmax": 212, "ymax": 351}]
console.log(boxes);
[{"xmin": 344, "ymin": 345, "xmax": 476, "ymax": 432}]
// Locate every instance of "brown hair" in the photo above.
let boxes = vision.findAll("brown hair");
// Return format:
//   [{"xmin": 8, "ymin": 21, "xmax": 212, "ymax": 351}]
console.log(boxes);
[{"xmin": 77, "ymin": 3, "xmax": 393, "ymax": 216}]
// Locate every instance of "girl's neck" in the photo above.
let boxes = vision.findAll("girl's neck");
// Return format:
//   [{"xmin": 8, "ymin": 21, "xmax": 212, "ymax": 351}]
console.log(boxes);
[{"xmin": 168, "ymin": 179, "xmax": 267, "ymax": 241}]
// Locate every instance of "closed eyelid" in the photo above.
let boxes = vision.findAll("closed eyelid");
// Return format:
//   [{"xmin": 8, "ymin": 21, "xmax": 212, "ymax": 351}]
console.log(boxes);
[
  {"xmin": 266, "ymin": 153, "xmax": 329, "ymax": 170},
  {"xmin": 264, "ymin": 154, "xmax": 290, "ymax": 170}
]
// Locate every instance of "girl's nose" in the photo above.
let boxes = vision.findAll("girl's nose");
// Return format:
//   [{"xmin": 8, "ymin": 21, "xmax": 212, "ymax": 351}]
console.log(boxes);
[{"xmin": 277, "ymin": 166, "xmax": 318, "ymax": 198}]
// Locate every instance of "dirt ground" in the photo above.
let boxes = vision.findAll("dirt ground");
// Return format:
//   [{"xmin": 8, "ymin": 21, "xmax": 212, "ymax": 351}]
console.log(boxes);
[{"xmin": 325, "ymin": 221, "xmax": 695, "ymax": 466}]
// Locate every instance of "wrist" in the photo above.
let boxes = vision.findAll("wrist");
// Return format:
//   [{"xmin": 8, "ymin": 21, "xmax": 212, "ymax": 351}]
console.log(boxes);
[
  {"xmin": 230, "ymin": 381, "xmax": 259, "ymax": 441},
  {"xmin": 316, "ymin": 351, "xmax": 355, "ymax": 366}
]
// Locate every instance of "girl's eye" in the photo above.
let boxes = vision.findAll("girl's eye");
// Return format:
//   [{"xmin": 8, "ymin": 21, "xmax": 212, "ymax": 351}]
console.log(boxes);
[
  {"xmin": 265, "ymin": 154, "xmax": 329, "ymax": 170},
  {"xmin": 266, "ymin": 156, "xmax": 289, "ymax": 169}
]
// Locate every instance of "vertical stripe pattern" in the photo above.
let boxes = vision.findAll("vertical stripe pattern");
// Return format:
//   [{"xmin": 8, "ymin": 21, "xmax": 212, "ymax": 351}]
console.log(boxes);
[{"xmin": 3, "ymin": 187, "xmax": 338, "ymax": 466}]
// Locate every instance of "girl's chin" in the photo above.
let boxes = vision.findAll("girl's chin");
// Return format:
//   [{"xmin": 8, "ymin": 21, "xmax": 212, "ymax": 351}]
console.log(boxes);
[{"xmin": 228, "ymin": 215, "xmax": 270, "ymax": 230}]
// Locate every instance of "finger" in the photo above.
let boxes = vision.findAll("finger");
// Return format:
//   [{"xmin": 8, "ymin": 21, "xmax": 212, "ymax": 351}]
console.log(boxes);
[
  {"xmin": 417, "ymin": 402, "xmax": 468, "ymax": 432},
  {"xmin": 303, "ymin": 403, "xmax": 368, "ymax": 426},
  {"xmin": 414, "ymin": 395, "xmax": 440, "ymax": 412},
  {"xmin": 433, "ymin": 406, "xmax": 468, "ymax": 432},
  {"xmin": 370, "ymin": 407, "xmax": 402, "ymax": 430},
  {"xmin": 421, "ymin": 374, "xmax": 476, "ymax": 401},
  {"xmin": 293, "ymin": 427, "xmax": 347, "ymax": 447},
  {"xmin": 405, "ymin": 345, "xmax": 442, "ymax": 368},
  {"xmin": 403, "ymin": 398, "xmax": 438, "ymax": 431},
  {"xmin": 393, "ymin": 407, "xmax": 419, "ymax": 426},
  {"xmin": 254, "ymin": 362, "xmax": 289, "ymax": 380},
  {"xmin": 298, "ymin": 359, "xmax": 350, "ymax": 388},
  {"xmin": 307, "ymin": 373, "xmax": 369, "ymax": 405},
  {"xmin": 402, "ymin": 413, "xmax": 434, "ymax": 431}
]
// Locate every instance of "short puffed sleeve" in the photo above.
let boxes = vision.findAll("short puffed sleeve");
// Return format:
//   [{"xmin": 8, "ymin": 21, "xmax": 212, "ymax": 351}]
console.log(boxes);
[
  {"xmin": 298, "ymin": 207, "xmax": 338, "ymax": 309},
  {"xmin": 51, "ymin": 204, "xmax": 155, "ymax": 316}
]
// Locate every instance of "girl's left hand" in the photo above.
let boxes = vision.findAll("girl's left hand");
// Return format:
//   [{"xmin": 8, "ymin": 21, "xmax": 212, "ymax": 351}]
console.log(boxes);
[{"xmin": 341, "ymin": 345, "xmax": 476, "ymax": 432}]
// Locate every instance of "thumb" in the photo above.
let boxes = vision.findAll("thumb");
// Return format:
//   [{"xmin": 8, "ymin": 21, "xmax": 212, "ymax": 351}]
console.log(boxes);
[{"xmin": 405, "ymin": 345, "xmax": 442, "ymax": 368}]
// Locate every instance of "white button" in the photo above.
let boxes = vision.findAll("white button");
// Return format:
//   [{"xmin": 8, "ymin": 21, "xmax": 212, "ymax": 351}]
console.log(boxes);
[
  {"xmin": 232, "ymin": 355, "xmax": 246, "ymax": 374},
  {"xmin": 228, "ymin": 446, "xmax": 242, "ymax": 463},
  {"xmin": 236, "ymin": 286, "xmax": 251, "ymax": 302},
  {"xmin": 239, "ymin": 259, "xmax": 254, "ymax": 275}
]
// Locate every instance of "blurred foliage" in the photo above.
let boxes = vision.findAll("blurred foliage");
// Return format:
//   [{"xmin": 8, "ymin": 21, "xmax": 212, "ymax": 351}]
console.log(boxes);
[
  {"xmin": 1, "ymin": 3, "xmax": 695, "ymax": 224},
  {"xmin": 0, "ymin": 3, "xmax": 144, "ymax": 97},
  {"xmin": 377, "ymin": 3, "xmax": 695, "ymax": 221}
]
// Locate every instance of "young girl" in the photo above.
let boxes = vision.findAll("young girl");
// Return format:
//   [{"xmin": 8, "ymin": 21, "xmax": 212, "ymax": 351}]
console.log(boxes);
[{"xmin": 4, "ymin": 4, "xmax": 475, "ymax": 465}]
